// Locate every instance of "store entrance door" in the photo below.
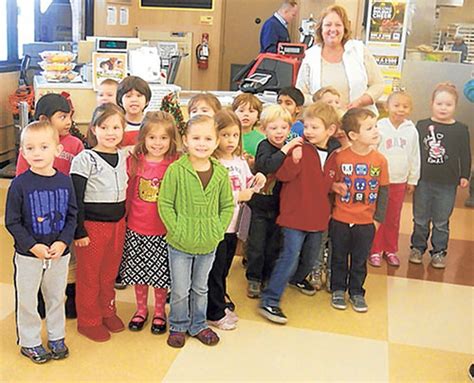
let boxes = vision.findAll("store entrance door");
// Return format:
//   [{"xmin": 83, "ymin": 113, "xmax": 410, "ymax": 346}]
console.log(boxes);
[{"xmin": 219, "ymin": 0, "xmax": 278, "ymax": 90}]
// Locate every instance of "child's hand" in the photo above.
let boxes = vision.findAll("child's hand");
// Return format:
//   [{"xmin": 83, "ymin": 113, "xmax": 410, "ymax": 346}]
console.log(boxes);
[
  {"xmin": 374, "ymin": 220, "xmax": 381, "ymax": 231},
  {"xmin": 459, "ymin": 178, "xmax": 469, "ymax": 188},
  {"xmin": 406, "ymin": 184, "xmax": 416, "ymax": 194},
  {"xmin": 243, "ymin": 152, "xmax": 255, "ymax": 168},
  {"xmin": 74, "ymin": 237, "xmax": 90, "ymax": 247},
  {"xmin": 251, "ymin": 173, "xmax": 266, "ymax": 192},
  {"xmin": 292, "ymin": 146, "xmax": 303, "ymax": 163},
  {"xmin": 48, "ymin": 241, "xmax": 67, "ymax": 259},
  {"xmin": 238, "ymin": 188, "xmax": 255, "ymax": 202},
  {"xmin": 281, "ymin": 137, "xmax": 303, "ymax": 155},
  {"xmin": 331, "ymin": 182, "xmax": 348, "ymax": 196},
  {"xmin": 30, "ymin": 244, "xmax": 50, "ymax": 260}
]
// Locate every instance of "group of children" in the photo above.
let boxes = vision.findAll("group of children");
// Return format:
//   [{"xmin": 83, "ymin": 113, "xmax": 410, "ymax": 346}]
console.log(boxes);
[{"xmin": 5, "ymin": 73, "xmax": 471, "ymax": 363}]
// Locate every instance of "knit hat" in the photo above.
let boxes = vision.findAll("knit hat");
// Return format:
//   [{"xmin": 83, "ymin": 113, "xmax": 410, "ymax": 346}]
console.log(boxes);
[
  {"xmin": 34, "ymin": 93, "xmax": 71, "ymax": 120},
  {"xmin": 278, "ymin": 86, "xmax": 305, "ymax": 106}
]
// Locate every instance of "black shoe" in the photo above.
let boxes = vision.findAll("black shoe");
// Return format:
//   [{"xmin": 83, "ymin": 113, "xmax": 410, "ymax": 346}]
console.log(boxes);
[
  {"xmin": 37, "ymin": 290, "xmax": 46, "ymax": 319},
  {"xmin": 289, "ymin": 280, "xmax": 316, "ymax": 296},
  {"xmin": 65, "ymin": 283, "xmax": 77, "ymax": 319},
  {"xmin": 469, "ymin": 363, "xmax": 474, "ymax": 381},
  {"xmin": 114, "ymin": 275, "xmax": 127, "ymax": 290},
  {"xmin": 151, "ymin": 316, "xmax": 167, "ymax": 335},
  {"xmin": 258, "ymin": 305, "xmax": 288, "ymax": 324},
  {"xmin": 128, "ymin": 314, "xmax": 148, "ymax": 331}
]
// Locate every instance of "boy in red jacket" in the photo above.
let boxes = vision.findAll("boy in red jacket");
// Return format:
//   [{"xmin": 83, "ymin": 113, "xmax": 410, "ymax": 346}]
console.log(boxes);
[{"xmin": 259, "ymin": 101, "xmax": 345, "ymax": 324}]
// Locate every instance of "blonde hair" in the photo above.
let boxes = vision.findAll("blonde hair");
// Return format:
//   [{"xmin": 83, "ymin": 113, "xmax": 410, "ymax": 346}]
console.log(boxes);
[
  {"xmin": 314, "ymin": 5, "xmax": 352, "ymax": 46},
  {"xmin": 87, "ymin": 103, "xmax": 126, "ymax": 147},
  {"xmin": 432, "ymin": 82, "xmax": 458, "ymax": 104},
  {"xmin": 214, "ymin": 109, "xmax": 243, "ymax": 157},
  {"xmin": 21, "ymin": 121, "xmax": 59, "ymax": 146},
  {"xmin": 129, "ymin": 111, "xmax": 178, "ymax": 178},
  {"xmin": 260, "ymin": 105, "xmax": 293, "ymax": 129},
  {"xmin": 187, "ymin": 93, "xmax": 222, "ymax": 115},
  {"xmin": 232, "ymin": 93, "xmax": 263, "ymax": 118},
  {"xmin": 312, "ymin": 86, "xmax": 341, "ymax": 103},
  {"xmin": 304, "ymin": 101, "xmax": 341, "ymax": 129}
]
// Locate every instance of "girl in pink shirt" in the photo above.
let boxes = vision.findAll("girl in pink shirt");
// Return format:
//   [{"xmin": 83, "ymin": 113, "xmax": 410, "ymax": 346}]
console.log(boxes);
[{"xmin": 119, "ymin": 111, "xmax": 178, "ymax": 335}]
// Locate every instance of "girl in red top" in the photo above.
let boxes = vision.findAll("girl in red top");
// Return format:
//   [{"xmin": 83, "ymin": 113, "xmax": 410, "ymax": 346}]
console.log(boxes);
[{"xmin": 119, "ymin": 111, "xmax": 178, "ymax": 334}]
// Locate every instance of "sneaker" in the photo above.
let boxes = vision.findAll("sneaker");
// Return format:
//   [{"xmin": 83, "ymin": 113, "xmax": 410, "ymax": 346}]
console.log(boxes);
[
  {"xmin": 368, "ymin": 253, "xmax": 382, "ymax": 267},
  {"xmin": 308, "ymin": 269, "xmax": 323, "ymax": 290},
  {"xmin": 259, "ymin": 305, "xmax": 288, "ymax": 324},
  {"xmin": 47, "ymin": 338, "xmax": 69, "ymax": 360},
  {"xmin": 385, "ymin": 253, "xmax": 400, "ymax": 267},
  {"xmin": 194, "ymin": 328, "xmax": 220, "ymax": 346},
  {"xmin": 331, "ymin": 290, "xmax": 347, "ymax": 310},
  {"xmin": 224, "ymin": 307, "xmax": 239, "ymax": 323},
  {"xmin": 409, "ymin": 248, "xmax": 423, "ymax": 264},
  {"xmin": 289, "ymin": 280, "xmax": 316, "ymax": 296},
  {"xmin": 349, "ymin": 295, "xmax": 368, "ymax": 313},
  {"xmin": 247, "ymin": 281, "xmax": 261, "ymax": 299},
  {"xmin": 20, "ymin": 345, "xmax": 52, "ymax": 364},
  {"xmin": 208, "ymin": 312, "xmax": 237, "ymax": 331},
  {"xmin": 430, "ymin": 252, "xmax": 446, "ymax": 269}
]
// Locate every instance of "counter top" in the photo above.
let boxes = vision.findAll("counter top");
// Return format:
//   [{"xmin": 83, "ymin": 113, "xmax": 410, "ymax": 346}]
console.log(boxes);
[{"xmin": 34, "ymin": 76, "xmax": 93, "ymax": 90}]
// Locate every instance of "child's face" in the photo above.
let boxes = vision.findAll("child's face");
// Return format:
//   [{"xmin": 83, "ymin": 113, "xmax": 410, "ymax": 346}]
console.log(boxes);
[
  {"xmin": 93, "ymin": 114, "xmax": 124, "ymax": 151},
  {"xmin": 277, "ymin": 95, "xmax": 300, "ymax": 118},
  {"xmin": 303, "ymin": 117, "xmax": 335, "ymax": 147},
  {"xmin": 122, "ymin": 89, "xmax": 147, "ymax": 117},
  {"xmin": 350, "ymin": 116, "xmax": 379, "ymax": 146},
  {"xmin": 217, "ymin": 124, "xmax": 240, "ymax": 157},
  {"xmin": 145, "ymin": 124, "xmax": 171, "ymax": 160},
  {"xmin": 234, "ymin": 103, "xmax": 259, "ymax": 130},
  {"xmin": 432, "ymin": 91, "xmax": 456, "ymax": 123},
  {"xmin": 49, "ymin": 111, "xmax": 72, "ymax": 137},
  {"xmin": 21, "ymin": 129, "xmax": 61, "ymax": 173},
  {"xmin": 183, "ymin": 122, "xmax": 219, "ymax": 160},
  {"xmin": 388, "ymin": 94, "xmax": 411, "ymax": 125},
  {"xmin": 265, "ymin": 118, "xmax": 290, "ymax": 148},
  {"xmin": 320, "ymin": 93, "xmax": 341, "ymax": 109},
  {"xmin": 97, "ymin": 83, "xmax": 117, "ymax": 106},
  {"xmin": 189, "ymin": 101, "xmax": 215, "ymax": 119}
]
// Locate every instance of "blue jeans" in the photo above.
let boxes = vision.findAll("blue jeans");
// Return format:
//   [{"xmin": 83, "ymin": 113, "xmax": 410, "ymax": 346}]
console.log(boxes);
[
  {"xmin": 168, "ymin": 246, "xmax": 216, "ymax": 336},
  {"xmin": 411, "ymin": 180, "xmax": 457, "ymax": 255},
  {"xmin": 261, "ymin": 228, "xmax": 322, "ymax": 307}
]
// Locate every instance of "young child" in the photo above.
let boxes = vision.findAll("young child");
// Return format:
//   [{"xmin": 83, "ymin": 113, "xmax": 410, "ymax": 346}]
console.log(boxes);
[
  {"xmin": 187, "ymin": 93, "xmax": 222, "ymax": 118},
  {"xmin": 259, "ymin": 102, "xmax": 342, "ymax": 324},
  {"xmin": 119, "ymin": 111, "xmax": 178, "ymax": 335},
  {"xmin": 116, "ymin": 75, "xmax": 152, "ymax": 147},
  {"xmin": 70, "ymin": 103, "xmax": 128, "ymax": 342},
  {"xmin": 16, "ymin": 93, "xmax": 84, "ymax": 320},
  {"xmin": 97, "ymin": 78, "xmax": 119, "ymax": 106},
  {"xmin": 207, "ymin": 110, "xmax": 266, "ymax": 330},
  {"xmin": 232, "ymin": 93, "xmax": 265, "ymax": 160},
  {"xmin": 245, "ymin": 105, "xmax": 302, "ymax": 298},
  {"xmin": 330, "ymin": 108, "xmax": 389, "ymax": 313},
  {"xmin": 158, "ymin": 115, "xmax": 234, "ymax": 348},
  {"xmin": 409, "ymin": 82, "xmax": 471, "ymax": 269},
  {"xmin": 313, "ymin": 86, "xmax": 343, "ymax": 109},
  {"xmin": 277, "ymin": 86, "xmax": 305, "ymax": 137},
  {"xmin": 6, "ymin": 121, "xmax": 77, "ymax": 363},
  {"xmin": 369, "ymin": 91, "xmax": 420, "ymax": 267}
]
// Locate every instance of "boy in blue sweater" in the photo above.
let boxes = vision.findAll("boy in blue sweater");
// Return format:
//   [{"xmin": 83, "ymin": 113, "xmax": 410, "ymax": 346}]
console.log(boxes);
[{"xmin": 5, "ymin": 121, "xmax": 77, "ymax": 364}]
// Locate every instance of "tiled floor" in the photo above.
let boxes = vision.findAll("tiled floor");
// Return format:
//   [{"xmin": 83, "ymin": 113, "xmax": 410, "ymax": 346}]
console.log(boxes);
[{"xmin": 0, "ymin": 178, "xmax": 472, "ymax": 382}]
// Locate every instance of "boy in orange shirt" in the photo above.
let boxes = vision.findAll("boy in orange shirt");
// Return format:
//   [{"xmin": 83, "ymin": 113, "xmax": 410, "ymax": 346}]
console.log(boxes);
[{"xmin": 330, "ymin": 108, "xmax": 389, "ymax": 313}]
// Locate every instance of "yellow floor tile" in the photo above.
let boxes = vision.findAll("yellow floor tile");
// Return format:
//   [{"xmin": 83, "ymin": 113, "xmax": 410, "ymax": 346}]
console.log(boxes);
[
  {"xmin": 389, "ymin": 342, "xmax": 472, "ymax": 382},
  {"xmin": 0, "ymin": 283, "xmax": 14, "ymax": 321},
  {"xmin": 164, "ymin": 319, "xmax": 389, "ymax": 382},
  {"xmin": 227, "ymin": 260, "xmax": 388, "ymax": 341},
  {"xmin": 387, "ymin": 276, "xmax": 473, "ymax": 354}
]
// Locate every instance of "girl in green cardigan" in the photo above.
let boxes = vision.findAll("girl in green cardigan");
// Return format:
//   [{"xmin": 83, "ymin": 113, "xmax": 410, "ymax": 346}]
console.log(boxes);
[{"xmin": 158, "ymin": 115, "xmax": 234, "ymax": 348}]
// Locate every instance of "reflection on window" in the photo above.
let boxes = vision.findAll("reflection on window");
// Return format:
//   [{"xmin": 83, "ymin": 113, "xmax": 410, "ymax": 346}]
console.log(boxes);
[
  {"xmin": 37, "ymin": 0, "xmax": 72, "ymax": 42},
  {"xmin": 17, "ymin": 0, "xmax": 35, "ymax": 57},
  {"xmin": 0, "ymin": 0, "xmax": 7, "ymax": 60}
]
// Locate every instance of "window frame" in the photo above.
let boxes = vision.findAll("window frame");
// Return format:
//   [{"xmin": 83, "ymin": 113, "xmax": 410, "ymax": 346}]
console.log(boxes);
[{"xmin": 0, "ymin": 0, "xmax": 20, "ymax": 72}]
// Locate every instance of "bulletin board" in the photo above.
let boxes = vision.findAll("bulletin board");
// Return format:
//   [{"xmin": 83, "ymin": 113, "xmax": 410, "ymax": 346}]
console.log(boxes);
[{"xmin": 140, "ymin": 0, "xmax": 213, "ymax": 11}]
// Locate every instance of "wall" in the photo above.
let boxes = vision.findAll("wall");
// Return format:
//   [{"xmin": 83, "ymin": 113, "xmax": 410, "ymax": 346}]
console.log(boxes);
[
  {"xmin": 438, "ymin": 0, "xmax": 474, "ymax": 28},
  {"xmin": 94, "ymin": 0, "xmax": 225, "ymax": 90},
  {"xmin": 0, "ymin": 72, "xmax": 19, "ymax": 162}
]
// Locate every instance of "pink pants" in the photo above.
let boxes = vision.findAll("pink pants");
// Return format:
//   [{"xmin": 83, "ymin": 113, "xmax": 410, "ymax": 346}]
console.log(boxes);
[
  {"xmin": 371, "ymin": 183, "xmax": 407, "ymax": 254},
  {"xmin": 76, "ymin": 219, "xmax": 126, "ymax": 328}
]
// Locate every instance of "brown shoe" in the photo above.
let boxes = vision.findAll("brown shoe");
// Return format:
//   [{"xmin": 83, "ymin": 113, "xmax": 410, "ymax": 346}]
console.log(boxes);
[
  {"xmin": 194, "ymin": 328, "xmax": 219, "ymax": 346},
  {"xmin": 167, "ymin": 331, "xmax": 186, "ymax": 348},
  {"xmin": 103, "ymin": 315, "xmax": 125, "ymax": 333},
  {"xmin": 78, "ymin": 325, "xmax": 110, "ymax": 342}
]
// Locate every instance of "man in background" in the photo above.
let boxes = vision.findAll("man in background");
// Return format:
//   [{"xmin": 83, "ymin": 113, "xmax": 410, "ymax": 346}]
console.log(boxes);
[{"xmin": 260, "ymin": 0, "xmax": 298, "ymax": 53}]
